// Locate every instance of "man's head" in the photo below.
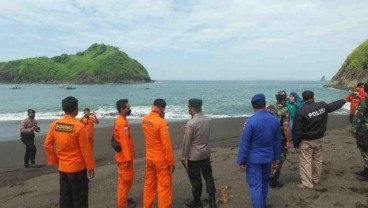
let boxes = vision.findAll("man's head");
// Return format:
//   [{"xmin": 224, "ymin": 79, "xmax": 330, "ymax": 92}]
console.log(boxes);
[
  {"xmin": 153, "ymin": 98, "xmax": 166, "ymax": 118},
  {"xmin": 302, "ymin": 90, "xmax": 314, "ymax": 102},
  {"xmin": 62, "ymin": 96, "xmax": 79, "ymax": 117},
  {"xmin": 275, "ymin": 90, "xmax": 287, "ymax": 103},
  {"xmin": 84, "ymin": 108, "xmax": 90, "ymax": 117},
  {"xmin": 187, "ymin": 99, "xmax": 202, "ymax": 116},
  {"xmin": 251, "ymin": 93, "xmax": 266, "ymax": 110},
  {"xmin": 357, "ymin": 82, "xmax": 364, "ymax": 87},
  {"xmin": 116, "ymin": 99, "xmax": 131, "ymax": 117},
  {"xmin": 27, "ymin": 109, "xmax": 36, "ymax": 119},
  {"xmin": 364, "ymin": 83, "xmax": 368, "ymax": 93}
]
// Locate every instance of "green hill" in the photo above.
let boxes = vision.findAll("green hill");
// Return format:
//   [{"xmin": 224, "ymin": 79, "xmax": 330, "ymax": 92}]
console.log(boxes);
[
  {"xmin": 328, "ymin": 39, "xmax": 368, "ymax": 89},
  {"xmin": 0, "ymin": 43, "xmax": 151, "ymax": 83}
]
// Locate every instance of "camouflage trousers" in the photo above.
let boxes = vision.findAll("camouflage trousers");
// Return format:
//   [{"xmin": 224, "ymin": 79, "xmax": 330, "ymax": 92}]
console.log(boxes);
[
  {"xmin": 270, "ymin": 146, "xmax": 288, "ymax": 181},
  {"xmin": 359, "ymin": 148, "xmax": 368, "ymax": 169}
]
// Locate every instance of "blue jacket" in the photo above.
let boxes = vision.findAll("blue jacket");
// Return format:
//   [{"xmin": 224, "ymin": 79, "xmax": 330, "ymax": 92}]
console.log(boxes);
[{"xmin": 237, "ymin": 110, "xmax": 281, "ymax": 164}]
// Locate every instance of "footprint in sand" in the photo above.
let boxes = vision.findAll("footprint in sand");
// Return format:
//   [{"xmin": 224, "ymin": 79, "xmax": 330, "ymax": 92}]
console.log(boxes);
[{"xmin": 333, "ymin": 202, "xmax": 345, "ymax": 207}]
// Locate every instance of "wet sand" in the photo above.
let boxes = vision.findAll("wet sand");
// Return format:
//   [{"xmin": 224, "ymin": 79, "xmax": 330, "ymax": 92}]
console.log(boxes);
[{"xmin": 1, "ymin": 115, "xmax": 368, "ymax": 207}]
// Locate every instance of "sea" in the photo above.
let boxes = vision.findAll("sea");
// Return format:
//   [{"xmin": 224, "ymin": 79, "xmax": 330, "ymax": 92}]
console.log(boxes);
[{"xmin": 0, "ymin": 80, "xmax": 350, "ymax": 141}]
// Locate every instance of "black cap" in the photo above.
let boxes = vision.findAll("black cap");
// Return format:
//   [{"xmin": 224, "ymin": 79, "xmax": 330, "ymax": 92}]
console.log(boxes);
[
  {"xmin": 275, "ymin": 90, "xmax": 287, "ymax": 101},
  {"xmin": 302, "ymin": 90, "xmax": 314, "ymax": 101},
  {"xmin": 188, "ymin": 99, "xmax": 202, "ymax": 110},
  {"xmin": 153, "ymin": 98, "xmax": 166, "ymax": 108},
  {"xmin": 27, "ymin": 109, "xmax": 36, "ymax": 113},
  {"xmin": 357, "ymin": 82, "xmax": 364, "ymax": 87}
]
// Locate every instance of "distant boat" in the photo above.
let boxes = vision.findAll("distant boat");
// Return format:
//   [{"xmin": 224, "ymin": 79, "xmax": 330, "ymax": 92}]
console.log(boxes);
[
  {"xmin": 10, "ymin": 85, "xmax": 22, "ymax": 89},
  {"xmin": 65, "ymin": 85, "xmax": 76, "ymax": 90}
]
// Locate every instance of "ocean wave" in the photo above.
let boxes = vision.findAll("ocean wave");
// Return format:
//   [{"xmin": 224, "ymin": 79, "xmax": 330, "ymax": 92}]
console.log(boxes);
[{"xmin": 0, "ymin": 105, "xmax": 248, "ymax": 122}]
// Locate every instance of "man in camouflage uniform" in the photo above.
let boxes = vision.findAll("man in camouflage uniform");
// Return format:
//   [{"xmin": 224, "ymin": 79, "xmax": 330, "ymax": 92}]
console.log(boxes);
[
  {"xmin": 266, "ymin": 90, "xmax": 292, "ymax": 188},
  {"xmin": 351, "ymin": 83, "xmax": 368, "ymax": 181}
]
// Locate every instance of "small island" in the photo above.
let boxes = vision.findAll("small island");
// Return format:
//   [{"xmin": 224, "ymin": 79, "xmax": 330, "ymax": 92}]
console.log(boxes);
[{"xmin": 0, "ymin": 43, "xmax": 151, "ymax": 84}]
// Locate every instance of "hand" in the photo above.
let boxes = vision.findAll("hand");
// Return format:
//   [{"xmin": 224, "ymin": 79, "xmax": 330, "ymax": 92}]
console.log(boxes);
[
  {"xmin": 295, "ymin": 148, "xmax": 300, "ymax": 153},
  {"xmin": 272, "ymin": 160, "xmax": 280, "ymax": 166},
  {"xmin": 285, "ymin": 140, "xmax": 291, "ymax": 149},
  {"xmin": 124, "ymin": 161, "xmax": 129, "ymax": 167},
  {"xmin": 352, "ymin": 133, "xmax": 357, "ymax": 138},
  {"xmin": 87, "ymin": 169, "xmax": 95, "ymax": 180},
  {"xmin": 181, "ymin": 158, "xmax": 187, "ymax": 166},
  {"xmin": 169, "ymin": 165, "xmax": 175, "ymax": 174},
  {"xmin": 239, "ymin": 164, "xmax": 246, "ymax": 172}
]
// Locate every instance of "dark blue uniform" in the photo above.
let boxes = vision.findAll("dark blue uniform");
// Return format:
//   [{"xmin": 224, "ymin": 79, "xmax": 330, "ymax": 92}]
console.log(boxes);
[{"xmin": 237, "ymin": 110, "xmax": 281, "ymax": 208}]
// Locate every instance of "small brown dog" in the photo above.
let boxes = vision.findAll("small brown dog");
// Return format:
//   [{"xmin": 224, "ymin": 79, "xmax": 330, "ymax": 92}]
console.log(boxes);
[{"xmin": 216, "ymin": 186, "xmax": 231, "ymax": 204}]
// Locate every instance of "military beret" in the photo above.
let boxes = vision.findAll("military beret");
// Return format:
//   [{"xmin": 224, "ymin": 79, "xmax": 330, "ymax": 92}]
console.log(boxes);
[{"xmin": 251, "ymin": 93, "xmax": 266, "ymax": 103}]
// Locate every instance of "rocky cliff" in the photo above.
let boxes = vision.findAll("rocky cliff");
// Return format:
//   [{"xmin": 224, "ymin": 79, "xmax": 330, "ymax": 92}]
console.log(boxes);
[{"xmin": 327, "ymin": 39, "xmax": 368, "ymax": 90}]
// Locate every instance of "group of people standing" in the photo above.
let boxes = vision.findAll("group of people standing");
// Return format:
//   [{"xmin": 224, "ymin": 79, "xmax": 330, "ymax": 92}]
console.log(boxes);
[
  {"xmin": 236, "ymin": 84, "xmax": 368, "ymax": 208},
  {"xmin": 18, "ymin": 83, "xmax": 368, "ymax": 207},
  {"xmin": 21, "ymin": 96, "xmax": 216, "ymax": 208}
]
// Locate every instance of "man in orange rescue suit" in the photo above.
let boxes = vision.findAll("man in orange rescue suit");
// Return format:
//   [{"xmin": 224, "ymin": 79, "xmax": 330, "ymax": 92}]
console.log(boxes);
[
  {"xmin": 114, "ymin": 99, "xmax": 136, "ymax": 208},
  {"xmin": 142, "ymin": 98, "xmax": 175, "ymax": 208},
  {"xmin": 44, "ymin": 96, "xmax": 95, "ymax": 208},
  {"xmin": 79, "ymin": 108, "xmax": 99, "ymax": 150}
]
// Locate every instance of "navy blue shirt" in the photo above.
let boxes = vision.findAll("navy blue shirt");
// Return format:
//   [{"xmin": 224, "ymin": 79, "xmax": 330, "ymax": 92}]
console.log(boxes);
[{"xmin": 237, "ymin": 110, "xmax": 281, "ymax": 164}]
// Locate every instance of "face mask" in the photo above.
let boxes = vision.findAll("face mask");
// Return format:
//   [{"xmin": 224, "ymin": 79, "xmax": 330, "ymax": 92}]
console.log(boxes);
[{"xmin": 125, "ymin": 110, "xmax": 131, "ymax": 116}]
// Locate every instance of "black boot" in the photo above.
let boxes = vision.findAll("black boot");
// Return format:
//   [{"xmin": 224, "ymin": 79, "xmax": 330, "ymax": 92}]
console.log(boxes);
[
  {"xmin": 269, "ymin": 179, "xmax": 283, "ymax": 188},
  {"xmin": 185, "ymin": 200, "xmax": 203, "ymax": 208},
  {"xmin": 209, "ymin": 194, "xmax": 217, "ymax": 208},
  {"xmin": 355, "ymin": 168, "xmax": 368, "ymax": 176}
]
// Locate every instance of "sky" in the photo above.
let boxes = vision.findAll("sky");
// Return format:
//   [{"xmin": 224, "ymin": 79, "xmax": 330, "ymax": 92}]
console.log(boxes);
[{"xmin": 0, "ymin": 0, "xmax": 367, "ymax": 81}]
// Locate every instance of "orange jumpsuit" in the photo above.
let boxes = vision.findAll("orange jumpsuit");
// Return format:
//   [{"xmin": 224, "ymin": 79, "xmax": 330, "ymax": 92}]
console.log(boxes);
[
  {"xmin": 44, "ymin": 115, "xmax": 95, "ymax": 173},
  {"xmin": 114, "ymin": 115, "xmax": 135, "ymax": 208},
  {"xmin": 142, "ymin": 111, "xmax": 175, "ymax": 208},
  {"xmin": 346, "ymin": 86, "xmax": 366, "ymax": 117},
  {"xmin": 80, "ymin": 116, "xmax": 97, "ymax": 150}
]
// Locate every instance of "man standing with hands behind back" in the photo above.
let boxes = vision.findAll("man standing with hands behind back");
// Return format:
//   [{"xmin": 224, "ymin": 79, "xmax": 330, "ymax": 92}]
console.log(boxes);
[
  {"xmin": 142, "ymin": 98, "xmax": 175, "ymax": 208},
  {"xmin": 44, "ymin": 96, "xmax": 95, "ymax": 208},
  {"xmin": 181, "ymin": 99, "xmax": 217, "ymax": 208},
  {"xmin": 237, "ymin": 94, "xmax": 281, "ymax": 208},
  {"xmin": 114, "ymin": 99, "xmax": 135, "ymax": 208}
]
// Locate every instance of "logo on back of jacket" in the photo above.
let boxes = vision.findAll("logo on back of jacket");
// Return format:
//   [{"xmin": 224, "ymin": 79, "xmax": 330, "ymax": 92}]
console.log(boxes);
[
  {"xmin": 55, "ymin": 123, "xmax": 74, "ymax": 133},
  {"xmin": 308, "ymin": 107, "xmax": 325, "ymax": 118}
]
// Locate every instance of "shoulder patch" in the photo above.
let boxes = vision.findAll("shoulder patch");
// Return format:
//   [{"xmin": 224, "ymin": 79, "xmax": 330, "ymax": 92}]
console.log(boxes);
[{"xmin": 55, "ymin": 123, "xmax": 74, "ymax": 133}]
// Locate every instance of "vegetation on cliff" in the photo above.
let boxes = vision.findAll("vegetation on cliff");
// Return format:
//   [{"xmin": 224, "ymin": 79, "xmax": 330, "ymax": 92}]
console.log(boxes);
[
  {"xmin": 328, "ymin": 39, "xmax": 368, "ymax": 89},
  {"xmin": 0, "ymin": 43, "xmax": 151, "ymax": 83}
]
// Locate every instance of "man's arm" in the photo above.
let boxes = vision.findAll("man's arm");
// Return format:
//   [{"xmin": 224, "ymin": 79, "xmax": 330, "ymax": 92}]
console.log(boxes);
[
  {"xmin": 236, "ymin": 121, "xmax": 251, "ymax": 166},
  {"xmin": 181, "ymin": 122, "xmax": 193, "ymax": 160},
  {"xmin": 20, "ymin": 119, "xmax": 34, "ymax": 134},
  {"xmin": 283, "ymin": 110, "xmax": 291, "ymax": 148},
  {"xmin": 159, "ymin": 121, "xmax": 175, "ymax": 167},
  {"xmin": 325, "ymin": 99, "xmax": 346, "ymax": 113},
  {"xmin": 44, "ymin": 122, "xmax": 58, "ymax": 165},
  {"xmin": 78, "ymin": 125, "xmax": 96, "ymax": 171},
  {"xmin": 351, "ymin": 100, "xmax": 365, "ymax": 136},
  {"xmin": 92, "ymin": 114, "xmax": 99, "ymax": 124},
  {"xmin": 273, "ymin": 121, "xmax": 281, "ymax": 161},
  {"xmin": 293, "ymin": 111, "xmax": 303, "ymax": 148},
  {"xmin": 118, "ymin": 123, "xmax": 133, "ymax": 162}
]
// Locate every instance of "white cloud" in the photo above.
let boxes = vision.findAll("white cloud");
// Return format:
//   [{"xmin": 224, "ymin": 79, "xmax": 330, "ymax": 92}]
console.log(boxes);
[{"xmin": 0, "ymin": 0, "xmax": 367, "ymax": 80}]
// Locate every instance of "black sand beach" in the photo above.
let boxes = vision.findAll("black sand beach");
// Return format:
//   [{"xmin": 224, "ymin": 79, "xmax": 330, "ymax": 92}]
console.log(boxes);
[{"xmin": 1, "ymin": 115, "xmax": 368, "ymax": 207}]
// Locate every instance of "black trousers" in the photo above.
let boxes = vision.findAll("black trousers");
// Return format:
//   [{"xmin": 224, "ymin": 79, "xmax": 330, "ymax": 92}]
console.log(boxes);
[
  {"xmin": 20, "ymin": 134, "xmax": 36, "ymax": 164},
  {"xmin": 188, "ymin": 158, "xmax": 216, "ymax": 201},
  {"xmin": 59, "ymin": 169, "xmax": 89, "ymax": 208}
]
